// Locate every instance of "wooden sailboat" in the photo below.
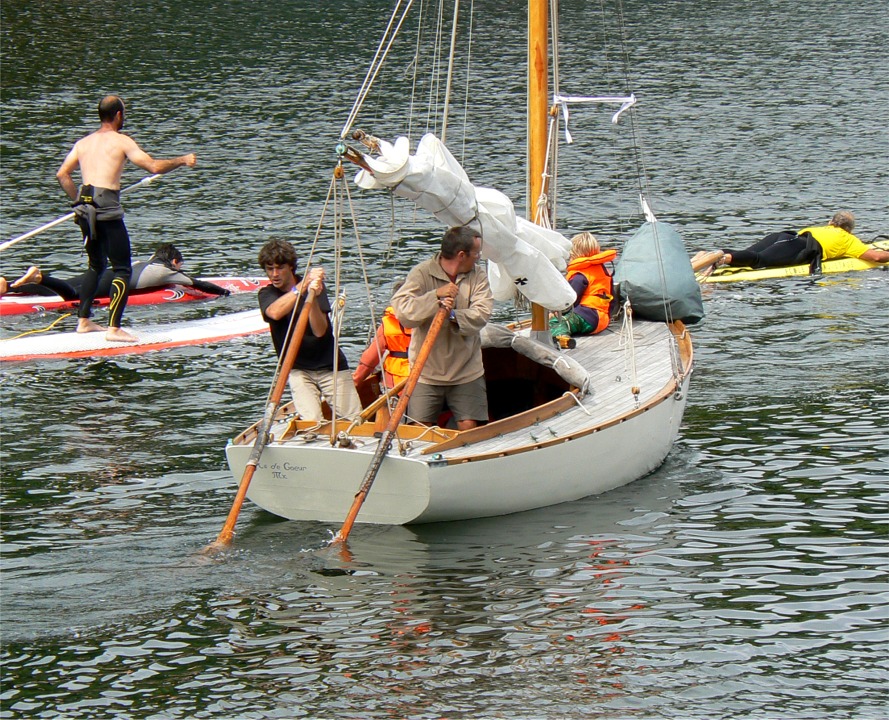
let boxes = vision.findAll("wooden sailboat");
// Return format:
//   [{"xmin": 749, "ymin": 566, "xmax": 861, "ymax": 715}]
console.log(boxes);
[{"xmin": 222, "ymin": 0, "xmax": 695, "ymax": 527}]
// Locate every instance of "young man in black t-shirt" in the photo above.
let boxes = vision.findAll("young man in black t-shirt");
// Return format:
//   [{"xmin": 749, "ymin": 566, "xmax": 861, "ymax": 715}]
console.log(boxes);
[{"xmin": 257, "ymin": 239, "xmax": 362, "ymax": 422}]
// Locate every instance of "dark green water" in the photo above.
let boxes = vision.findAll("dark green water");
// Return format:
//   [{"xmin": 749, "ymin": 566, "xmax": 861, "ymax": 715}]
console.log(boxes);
[{"xmin": 1, "ymin": 1, "xmax": 887, "ymax": 718}]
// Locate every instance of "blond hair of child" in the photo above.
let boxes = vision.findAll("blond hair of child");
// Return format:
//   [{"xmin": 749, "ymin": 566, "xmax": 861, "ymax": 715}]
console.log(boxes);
[{"xmin": 569, "ymin": 232, "xmax": 600, "ymax": 260}]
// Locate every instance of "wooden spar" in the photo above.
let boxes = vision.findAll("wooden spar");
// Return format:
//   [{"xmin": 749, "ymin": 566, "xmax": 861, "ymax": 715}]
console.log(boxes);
[
  {"xmin": 332, "ymin": 305, "xmax": 449, "ymax": 544},
  {"xmin": 202, "ymin": 288, "xmax": 318, "ymax": 553},
  {"xmin": 528, "ymin": 0, "xmax": 549, "ymax": 333}
]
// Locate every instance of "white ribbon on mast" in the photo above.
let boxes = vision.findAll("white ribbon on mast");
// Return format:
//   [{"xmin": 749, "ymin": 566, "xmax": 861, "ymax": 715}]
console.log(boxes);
[{"xmin": 552, "ymin": 93, "xmax": 637, "ymax": 143}]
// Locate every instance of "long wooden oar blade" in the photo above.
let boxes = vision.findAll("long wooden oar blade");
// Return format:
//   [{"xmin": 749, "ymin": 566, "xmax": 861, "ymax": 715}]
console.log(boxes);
[
  {"xmin": 203, "ymin": 442, "xmax": 262, "ymax": 553},
  {"xmin": 0, "ymin": 174, "xmax": 162, "ymax": 253},
  {"xmin": 690, "ymin": 250, "xmax": 724, "ymax": 273},
  {"xmin": 203, "ymin": 288, "xmax": 318, "ymax": 554},
  {"xmin": 333, "ymin": 305, "xmax": 449, "ymax": 544}
]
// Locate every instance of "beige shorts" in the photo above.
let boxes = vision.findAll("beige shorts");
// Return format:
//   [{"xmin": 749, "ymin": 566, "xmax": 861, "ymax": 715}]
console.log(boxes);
[
  {"xmin": 407, "ymin": 376, "xmax": 488, "ymax": 424},
  {"xmin": 288, "ymin": 368, "xmax": 362, "ymax": 421}
]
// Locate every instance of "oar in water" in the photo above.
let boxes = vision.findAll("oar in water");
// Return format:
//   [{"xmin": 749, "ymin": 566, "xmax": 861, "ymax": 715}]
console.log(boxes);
[
  {"xmin": 0, "ymin": 173, "xmax": 162, "ymax": 252},
  {"xmin": 332, "ymin": 304, "xmax": 449, "ymax": 545},
  {"xmin": 202, "ymin": 287, "xmax": 318, "ymax": 555}
]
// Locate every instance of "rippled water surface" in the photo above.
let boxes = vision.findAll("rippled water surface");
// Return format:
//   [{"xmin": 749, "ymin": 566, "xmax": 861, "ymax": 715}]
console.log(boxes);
[{"xmin": 2, "ymin": 0, "xmax": 887, "ymax": 718}]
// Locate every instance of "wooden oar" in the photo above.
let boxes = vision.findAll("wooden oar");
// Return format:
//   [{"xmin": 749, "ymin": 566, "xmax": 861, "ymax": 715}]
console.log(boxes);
[
  {"xmin": 332, "ymin": 304, "xmax": 449, "ymax": 544},
  {"xmin": 202, "ymin": 288, "xmax": 318, "ymax": 554},
  {"xmin": 0, "ymin": 174, "xmax": 162, "ymax": 252}
]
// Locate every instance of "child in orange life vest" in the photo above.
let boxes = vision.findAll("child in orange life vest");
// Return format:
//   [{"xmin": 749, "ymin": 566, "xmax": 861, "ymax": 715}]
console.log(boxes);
[
  {"xmin": 549, "ymin": 232, "xmax": 617, "ymax": 338},
  {"xmin": 352, "ymin": 305, "xmax": 413, "ymax": 390}
]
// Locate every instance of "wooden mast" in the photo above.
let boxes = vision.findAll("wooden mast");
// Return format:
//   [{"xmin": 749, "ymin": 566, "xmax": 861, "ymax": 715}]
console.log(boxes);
[{"xmin": 528, "ymin": 0, "xmax": 549, "ymax": 334}]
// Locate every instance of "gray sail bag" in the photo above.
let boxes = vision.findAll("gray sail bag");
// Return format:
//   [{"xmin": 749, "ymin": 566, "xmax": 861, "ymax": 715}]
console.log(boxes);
[{"xmin": 613, "ymin": 221, "xmax": 704, "ymax": 324}]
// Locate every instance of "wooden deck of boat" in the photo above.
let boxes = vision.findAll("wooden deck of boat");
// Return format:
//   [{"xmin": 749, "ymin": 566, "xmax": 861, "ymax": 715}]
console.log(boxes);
[
  {"xmin": 434, "ymin": 319, "xmax": 682, "ymax": 460},
  {"xmin": 259, "ymin": 320, "xmax": 683, "ymax": 461}
]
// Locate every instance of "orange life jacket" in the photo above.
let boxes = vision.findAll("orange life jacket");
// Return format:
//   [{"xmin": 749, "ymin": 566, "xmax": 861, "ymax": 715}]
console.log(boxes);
[
  {"xmin": 381, "ymin": 307, "xmax": 411, "ymax": 384},
  {"xmin": 566, "ymin": 250, "xmax": 617, "ymax": 333}
]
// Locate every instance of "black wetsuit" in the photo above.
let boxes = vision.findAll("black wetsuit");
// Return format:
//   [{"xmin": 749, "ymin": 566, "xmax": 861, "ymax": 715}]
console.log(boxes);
[
  {"xmin": 131, "ymin": 260, "xmax": 229, "ymax": 296},
  {"xmin": 6, "ymin": 259, "xmax": 229, "ymax": 302},
  {"xmin": 73, "ymin": 185, "xmax": 131, "ymax": 327},
  {"xmin": 723, "ymin": 230, "xmax": 822, "ymax": 272}
]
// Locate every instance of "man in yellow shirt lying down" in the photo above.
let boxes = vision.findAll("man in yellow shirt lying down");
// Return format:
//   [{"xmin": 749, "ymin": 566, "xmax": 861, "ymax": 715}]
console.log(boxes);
[{"xmin": 719, "ymin": 210, "xmax": 889, "ymax": 273}]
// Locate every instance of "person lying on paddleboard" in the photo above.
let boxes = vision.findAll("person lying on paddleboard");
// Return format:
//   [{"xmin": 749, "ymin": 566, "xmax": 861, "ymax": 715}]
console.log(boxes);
[
  {"xmin": 0, "ymin": 243, "xmax": 230, "ymax": 299},
  {"xmin": 714, "ymin": 211, "xmax": 889, "ymax": 273}
]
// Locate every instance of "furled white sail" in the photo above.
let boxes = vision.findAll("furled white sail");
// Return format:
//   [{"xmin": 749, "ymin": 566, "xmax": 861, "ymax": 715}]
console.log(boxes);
[{"xmin": 355, "ymin": 133, "xmax": 575, "ymax": 310}]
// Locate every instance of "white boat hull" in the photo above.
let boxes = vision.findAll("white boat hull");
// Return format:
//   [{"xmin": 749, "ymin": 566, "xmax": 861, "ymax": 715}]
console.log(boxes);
[{"xmin": 225, "ymin": 320, "xmax": 692, "ymax": 526}]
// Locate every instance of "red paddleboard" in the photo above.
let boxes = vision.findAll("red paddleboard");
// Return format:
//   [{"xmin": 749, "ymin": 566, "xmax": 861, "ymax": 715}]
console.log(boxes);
[
  {"xmin": 0, "ymin": 276, "xmax": 268, "ymax": 317},
  {"xmin": 0, "ymin": 309, "xmax": 268, "ymax": 362}
]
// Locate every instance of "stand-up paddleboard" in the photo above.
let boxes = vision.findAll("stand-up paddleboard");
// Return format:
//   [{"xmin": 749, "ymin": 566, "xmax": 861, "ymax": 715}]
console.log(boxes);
[
  {"xmin": 699, "ymin": 239, "xmax": 889, "ymax": 283},
  {"xmin": 0, "ymin": 277, "xmax": 268, "ymax": 317},
  {"xmin": 1, "ymin": 309, "xmax": 268, "ymax": 362}
]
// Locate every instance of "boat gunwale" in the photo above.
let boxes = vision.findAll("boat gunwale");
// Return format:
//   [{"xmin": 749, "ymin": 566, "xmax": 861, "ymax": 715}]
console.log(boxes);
[
  {"xmin": 427, "ymin": 320, "xmax": 692, "ymax": 462},
  {"xmin": 229, "ymin": 320, "xmax": 693, "ymax": 467},
  {"xmin": 433, "ymin": 366, "xmax": 686, "ymax": 465}
]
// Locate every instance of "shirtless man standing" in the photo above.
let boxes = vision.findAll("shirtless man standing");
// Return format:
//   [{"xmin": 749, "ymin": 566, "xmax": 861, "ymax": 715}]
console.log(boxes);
[{"xmin": 56, "ymin": 95, "xmax": 197, "ymax": 341}]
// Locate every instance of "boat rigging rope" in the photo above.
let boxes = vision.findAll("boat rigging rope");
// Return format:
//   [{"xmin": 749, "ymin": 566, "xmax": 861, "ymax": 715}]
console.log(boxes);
[
  {"xmin": 328, "ymin": 164, "xmax": 351, "ymax": 442},
  {"xmin": 534, "ymin": 108, "xmax": 559, "ymax": 230},
  {"xmin": 538, "ymin": 0, "xmax": 639, "ymax": 229},
  {"xmin": 335, "ymin": 160, "xmax": 411, "ymax": 426},
  {"xmin": 618, "ymin": 299, "xmax": 641, "ymax": 405},
  {"xmin": 440, "ymin": 0, "xmax": 460, "ymax": 144},
  {"xmin": 609, "ymin": 0, "xmax": 675, "ymax": 328},
  {"xmin": 340, "ymin": 0, "xmax": 416, "ymax": 140},
  {"xmin": 264, "ymin": 179, "xmax": 330, "ymax": 407},
  {"xmin": 337, "ymin": 163, "xmax": 389, "ymax": 394},
  {"xmin": 455, "ymin": 0, "xmax": 476, "ymax": 163}
]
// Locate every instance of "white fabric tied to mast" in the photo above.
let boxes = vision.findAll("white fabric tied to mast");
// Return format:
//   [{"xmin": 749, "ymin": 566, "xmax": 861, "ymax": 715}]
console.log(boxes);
[
  {"xmin": 553, "ymin": 93, "xmax": 637, "ymax": 143},
  {"xmin": 355, "ymin": 133, "xmax": 575, "ymax": 311}
]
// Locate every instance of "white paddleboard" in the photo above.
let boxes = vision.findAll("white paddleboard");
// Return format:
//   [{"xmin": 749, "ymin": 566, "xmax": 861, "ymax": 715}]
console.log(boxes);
[{"xmin": 1, "ymin": 309, "xmax": 268, "ymax": 362}]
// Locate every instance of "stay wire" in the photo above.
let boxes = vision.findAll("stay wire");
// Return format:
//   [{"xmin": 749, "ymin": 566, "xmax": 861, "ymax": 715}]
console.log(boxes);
[
  {"xmin": 340, "ymin": 166, "xmax": 395, "ymax": 399},
  {"xmin": 265, "ymin": 177, "xmax": 332, "ymax": 408},
  {"xmin": 610, "ymin": 0, "xmax": 675, "ymax": 327},
  {"xmin": 341, "ymin": 0, "xmax": 416, "ymax": 140}
]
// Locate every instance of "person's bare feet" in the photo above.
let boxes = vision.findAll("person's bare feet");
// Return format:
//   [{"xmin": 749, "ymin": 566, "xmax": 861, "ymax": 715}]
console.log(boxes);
[
  {"xmin": 77, "ymin": 318, "xmax": 105, "ymax": 333},
  {"xmin": 105, "ymin": 326, "xmax": 138, "ymax": 342},
  {"xmin": 690, "ymin": 250, "xmax": 724, "ymax": 272},
  {"xmin": 12, "ymin": 266, "xmax": 42, "ymax": 288},
  {"xmin": 0, "ymin": 278, "xmax": 7, "ymax": 294}
]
